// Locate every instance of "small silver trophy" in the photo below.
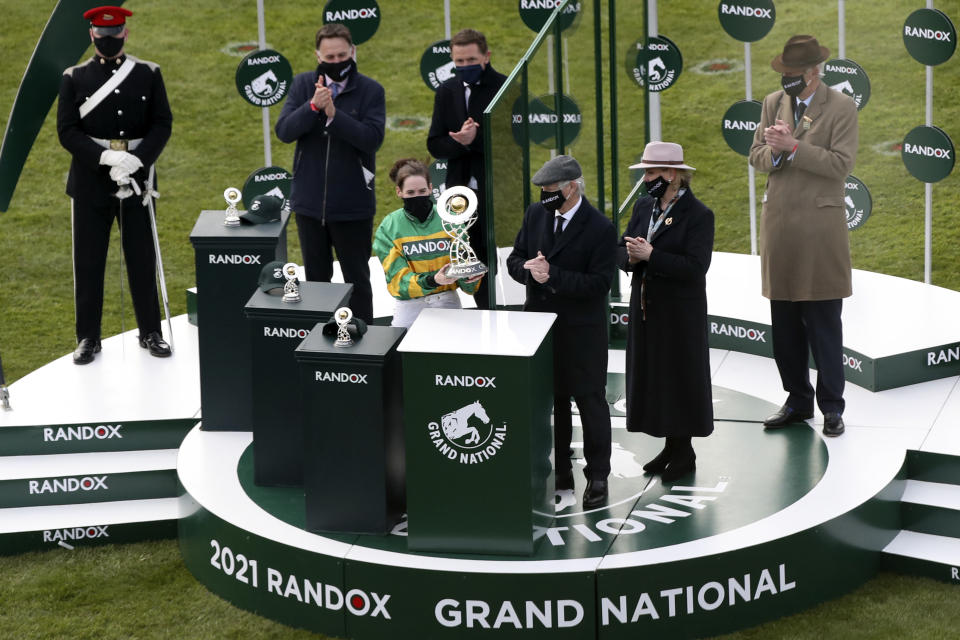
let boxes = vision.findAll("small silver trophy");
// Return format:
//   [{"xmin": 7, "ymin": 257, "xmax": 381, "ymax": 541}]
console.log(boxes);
[
  {"xmin": 333, "ymin": 307, "xmax": 354, "ymax": 348},
  {"xmin": 223, "ymin": 187, "xmax": 242, "ymax": 226},
  {"xmin": 281, "ymin": 262, "xmax": 301, "ymax": 303},
  {"xmin": 436, "ymin": 186, "xmax": 488, "ymax": 278}
]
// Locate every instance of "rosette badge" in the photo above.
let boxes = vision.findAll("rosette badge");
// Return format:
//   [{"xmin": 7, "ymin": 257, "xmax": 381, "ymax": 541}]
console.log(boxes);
[{"xmin": 435, "ymin": 186, "xmax": 488, "ymax": 278}]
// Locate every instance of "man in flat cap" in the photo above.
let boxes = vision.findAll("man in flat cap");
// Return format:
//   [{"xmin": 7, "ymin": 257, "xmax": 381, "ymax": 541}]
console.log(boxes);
[
  {"xmin": 749, "ymin": 35, "xmax": 858, "ymax": 437},
  {"xmin": 57, "ymin": 5, "xmax": 172, "ymax": 364},
  {"xmin": 507, "ymin": 155, "xmax": 616, "ymax": 508}
]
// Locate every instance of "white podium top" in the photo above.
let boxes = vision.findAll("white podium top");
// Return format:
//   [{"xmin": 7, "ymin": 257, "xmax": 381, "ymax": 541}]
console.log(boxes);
[{"xmin": 398, "ymin": 309, "xmax": 557, "ymax": 357}]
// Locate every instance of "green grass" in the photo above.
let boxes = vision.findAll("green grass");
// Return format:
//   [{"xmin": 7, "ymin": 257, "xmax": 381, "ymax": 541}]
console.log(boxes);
[
  {"xmin": 0, "ymin": 540, "xmax": 956, "ymax": 640},
  {"xmin": 1, "ymin": 0, "xmax": 959, "ymax": 637}
]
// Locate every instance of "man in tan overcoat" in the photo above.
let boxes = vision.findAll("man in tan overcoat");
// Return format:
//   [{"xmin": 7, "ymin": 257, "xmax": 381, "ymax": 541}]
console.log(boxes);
[{"xmin": 749, "ymin": 35, "xmax": 858, "ymax": 437}]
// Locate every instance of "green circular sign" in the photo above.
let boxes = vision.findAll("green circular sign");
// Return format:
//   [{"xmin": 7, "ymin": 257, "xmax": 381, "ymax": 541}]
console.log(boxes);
[
  {"xmin": 511, "ymin": 94, "xmax": 582, "ymax": 148},
  {"xmin": 628, "ymin": 35, "xmax": 683, "ymax": 92},
  {"xmin": 420, "ymin": 40, "xmax": 455, "ymax": 91},
  {"xmin": 322, "ymin": 0, "xmax": 381, "ymax": 45},
  {"xmin": 721, "ymin": 99, "xmax": 762, "ymax": 157},
  {"xmin": 429, "ymin": 160, "xmax": 448, "ymax": 201},
  {"xmin": 823, "ymin": 58, "xmax": 871, "ymax": 111},
  {"xmin": 718, "ymin": 0, "xmax": 776, "ymax": 42},
  {"xmin": 902, "ymin": 125, "xmax": 955, "ymax": 183},
  {"xmin": 235, "ymin": 49, "xmax": 292, "ymax": 107},
  {"xmin": 241, "ymin": 166, "xmax": 292, "ymax": 209},
  {"xmin": 844, "ymin": 175, "xmax": 872, "ymax": 231},
  {"xmin": 903, "ymin": 8, "xmax": 956, "ymax": 66},
  {"xmin": 518, "ymin": 0, "xmax": 582, "ymax": 33}
]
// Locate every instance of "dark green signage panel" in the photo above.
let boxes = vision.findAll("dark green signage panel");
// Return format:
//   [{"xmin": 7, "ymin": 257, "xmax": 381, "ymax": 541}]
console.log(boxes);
[
  {"xmin": 429, "ymin": 159, "xmax": 448, "ymax": 200},
  {"xmin": 518, "ymin": 0, "xmax": 583, "ymax": 33},
  {"xmin": 512, "ymin": 94, "xmax": 583, "ymax": 148},
  {"xmin": 235, "ymin": 49, "xmax": 292, "ymax": 107},
  {"xmin": 823, "ymin": 58, "xmax": 871, "ymax": 110},
  {"xmin": 420, "ymin": 40, "xmax": 454, "ymax": 91},
  {"xmin": 0, "ymin": 470, "xmax": 175, "ymax": 509},
  {"xmin": 717, "ymin": 0, "xmax": 776, "ymax": 43},
  {"xmin": 903, "ymin": 8, "xmax": 956, "ymax": 66},
  {"xmin": 242, "ymin": 166, "xmax": 292, "ymax": 209},
  {"xmin": 902, "ymin": 125, "xmax": 955, "ymax": 183},
  {"xmin": 323, "ymin": 0, "xmax": 381, "ymax": 44},
  {"xmin": 844, "ymin": 174, "xmax": 872, "ymax": 230},
  {"xmin": 721, "ymin": 100, "xmax": 762, "ymax": 157},
  {"xmin": 628, "ymin": 35, "xmax": 683, "ymax": 92}
]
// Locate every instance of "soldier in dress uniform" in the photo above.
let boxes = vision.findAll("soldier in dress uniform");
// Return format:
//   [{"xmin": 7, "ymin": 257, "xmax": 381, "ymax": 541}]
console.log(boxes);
[{"xmin": 57, "ymin": 5, "xmax": 172, "ymax": 364}]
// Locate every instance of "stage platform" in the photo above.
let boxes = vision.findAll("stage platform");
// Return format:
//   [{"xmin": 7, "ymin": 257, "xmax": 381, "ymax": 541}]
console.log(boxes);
[{"xmin": 1, "ymin": 253, "xmax": 959, "ymax": 639}]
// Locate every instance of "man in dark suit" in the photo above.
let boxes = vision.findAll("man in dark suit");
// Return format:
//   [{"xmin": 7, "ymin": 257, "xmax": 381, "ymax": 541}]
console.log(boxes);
[
  {"xmin": 57, "ymin": 6, "xmax": 172, "ymax": 364},
  {"xmin": 427, "ymin": 29, "xmax": 506, "ymax": 309},
  {"xmin": 507, "ymin": 155, "xmax": 616, "ymax": 509}
]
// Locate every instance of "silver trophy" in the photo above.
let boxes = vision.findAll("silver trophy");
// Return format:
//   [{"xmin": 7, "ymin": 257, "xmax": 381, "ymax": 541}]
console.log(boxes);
[
  {"xmin": 436, "ymin": 186, "xmax": 488, "ymax": 278},
  {"xmin": 333, "ymin": 307, "xmax": 354, "ymax": 348},
  {"xmin": 281, "ymin": 262, "xmax": 301, "ymax": 303},
  {"xmin": 223, "ymin": 187, "xmax": 242, "ymax": 226}
]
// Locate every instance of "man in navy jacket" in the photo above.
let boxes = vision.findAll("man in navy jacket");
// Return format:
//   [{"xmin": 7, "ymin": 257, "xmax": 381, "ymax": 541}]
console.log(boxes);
[{"xmin": 276, "ymin": 23, "xmax": 385, "ymax": 323}]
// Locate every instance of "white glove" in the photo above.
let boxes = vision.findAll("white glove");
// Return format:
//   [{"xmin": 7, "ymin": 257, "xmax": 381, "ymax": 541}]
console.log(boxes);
[
  {"xmin": 117, "ymin": 152, "xmax": 143, "ymax": 174},
  {"xmin": 114, "ymin": 186, "xmax": 134, "ymax": 200},
  {"xmin": 109, "ymin": 165, "xmax": 131, "ymax": 185},
  {"xmin": 99, "ymin": 149, "xmax": 126, "ymax": 166}
]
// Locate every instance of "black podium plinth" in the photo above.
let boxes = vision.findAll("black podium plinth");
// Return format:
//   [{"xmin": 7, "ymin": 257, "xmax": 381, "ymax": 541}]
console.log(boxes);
[
  {"xmin": 295, "ymin": 325, "xmax": 406, "ymax": 534},
  {"xmin": 190, "ymin": 210, "xmax": 289, "ymax": 431},
  {"xmin": 244, "ymin": 282, "xmax": 352, "ymax": 487}
]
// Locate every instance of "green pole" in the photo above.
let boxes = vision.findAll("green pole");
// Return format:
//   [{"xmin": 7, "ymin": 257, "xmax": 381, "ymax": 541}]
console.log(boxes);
[
  {"xmin": 608, "ymin": 0, "xmax": 621, "ymax": 299},
  {"xmin": 553, "ymin": 4, "xmax": 566, "ymax": 154},
  {"xmin": 593, "ymin": 0, "xmax": 606, "ymax": 221}
]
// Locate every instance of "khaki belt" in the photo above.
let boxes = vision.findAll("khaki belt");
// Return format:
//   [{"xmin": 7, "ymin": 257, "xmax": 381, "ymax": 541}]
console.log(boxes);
[{"xmin": 89, "ymin": 136, "xmax": 143, "ymax": 151}]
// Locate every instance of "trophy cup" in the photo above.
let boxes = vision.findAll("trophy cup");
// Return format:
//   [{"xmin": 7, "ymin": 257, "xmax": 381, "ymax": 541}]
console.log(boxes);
[
  {"xmin": 223, "ymin": 187, "xmax": 242, "ymax": 226},
  {"xmin": 333, "ymin": 307, "xmax": 354, "ymax": 348},
  {"xmin": 436, "ymin": 186, "xmax": 488, "ymax": 278},
  {"xmin": 281, "ymin": 262, "xmax": 301, "ymax": 303}
]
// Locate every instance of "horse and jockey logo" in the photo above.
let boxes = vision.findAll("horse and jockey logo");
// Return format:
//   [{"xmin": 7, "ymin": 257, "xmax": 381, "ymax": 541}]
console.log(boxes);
[
  {"xmin": 428, "ymin": 400, "xmax": 508, "ymax": 465},
  {"xmin": 441, "ymin": 400, "xmax": 489, "ymax": 446}
]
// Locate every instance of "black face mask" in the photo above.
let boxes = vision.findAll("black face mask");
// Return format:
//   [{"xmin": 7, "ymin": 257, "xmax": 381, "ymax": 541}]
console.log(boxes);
[
  {"xmin": 644, "ymin": 176, "xmax": 669, "ymax": 200},
  {"xmin": 95, "ymin": 36, "xmax": 124, "ymax": 59},
  {"xmin": 318, "ymin": 58, "xmax": 356, "ymax": 83},
  {"xmin": 540, "ymin": 188, "xmax": 565, "ymax": 212},
  {"xmin": 403, "ymin": 195, "xmax": 434, "ymax": 222},
  {"xmin": 781, "ymin": 74, "xmax": 806, "ymax": 98},
  {"xmin": 454, "ymin": 63, "xmax": 484, "ymax": 85}
]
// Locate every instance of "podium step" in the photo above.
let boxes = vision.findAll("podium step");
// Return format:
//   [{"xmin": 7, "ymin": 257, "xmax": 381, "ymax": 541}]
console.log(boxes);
[
  {"xmin": 882, "ymin": 530, "xmax": 960, "ymax": 584},
  {"xmin": 0, "ymin": 450, "xmax": 178, "ymax": 509},
  {"xmin": 907, "ymin": 450, "xmax": 960, "ymax": 485},
  {"xmin": 0, "ymin": 497, "xmax": 183, "ymax": 556},
  {"xmin": 0, "ymin": 418, "xmax": 198, "ymax": 456},
  {"xmin": 901, "ymin": 479, "xmax": 960, "ymax": 538}
]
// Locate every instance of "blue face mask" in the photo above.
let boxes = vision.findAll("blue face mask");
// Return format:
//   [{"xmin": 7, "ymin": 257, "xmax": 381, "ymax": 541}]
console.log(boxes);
[{"xmin": 454, "ymin": 64, "xmax": 484, "ymax": 85}]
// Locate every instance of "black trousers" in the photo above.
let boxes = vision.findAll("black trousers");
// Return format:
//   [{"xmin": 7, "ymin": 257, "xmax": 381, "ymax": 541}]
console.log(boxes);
[
  {"xmin": 554, "ymin": 390, "xmax": 611, "ymax": 481},
  {"xmin": 72, "ymin": 196, "xmax": 160, "ymax": 342},
  {"xmin": 295, "ymin": 214, "xmax": 373, "ymax": 323},
  {"xmin": 468, "ymin": 204, "xmax": 491, "ymax": 310},
  {"xmin": 770, "ymin": 299, "xmax": 845, "ymax": 415}
]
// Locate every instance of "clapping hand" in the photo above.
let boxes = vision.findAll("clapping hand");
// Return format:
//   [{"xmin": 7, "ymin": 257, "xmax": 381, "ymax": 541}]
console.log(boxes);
[
  {"xmin": 625, "ymin": 236, "xmax": 652, "ymax": 263},
  {"xmin": 523, "ymin": 251, "xmax": 551, "ymax": 283}
]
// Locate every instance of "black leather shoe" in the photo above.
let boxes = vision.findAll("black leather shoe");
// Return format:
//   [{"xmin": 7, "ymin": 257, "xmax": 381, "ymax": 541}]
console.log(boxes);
[
  {"xmin": 643, "ymin": 444, "xmax": 673, "ymax": 474},
  {"xmin": 823, "ymin": 413, "xmax": 845, "ymax": 437},
  {"xmin": 72, "ymin": 338, "xmax": 101, "ymax": 365},
  {"xmin": 139, "ymin": 331, "xmax": 171, "ymax": 357},
  {"xmin": 555, "ymin": 470, "xmax": 574, "ymax": 491},
  {"xmin": 662, "ymin": 449, "xmax": 696, "ymax": 483},
  {"xmin": 763, "ymin": 404, "xmax": 814, "ymax": 429},
  {"xmin": 582, "ymin": 479, "xmax": 608, "ymax": 509}
]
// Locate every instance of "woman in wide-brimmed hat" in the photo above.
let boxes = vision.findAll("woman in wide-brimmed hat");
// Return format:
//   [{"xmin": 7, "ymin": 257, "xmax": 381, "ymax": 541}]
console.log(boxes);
[{"xmin": 617, "ymin": 141, "xmax": 715, "ymax": 482}]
